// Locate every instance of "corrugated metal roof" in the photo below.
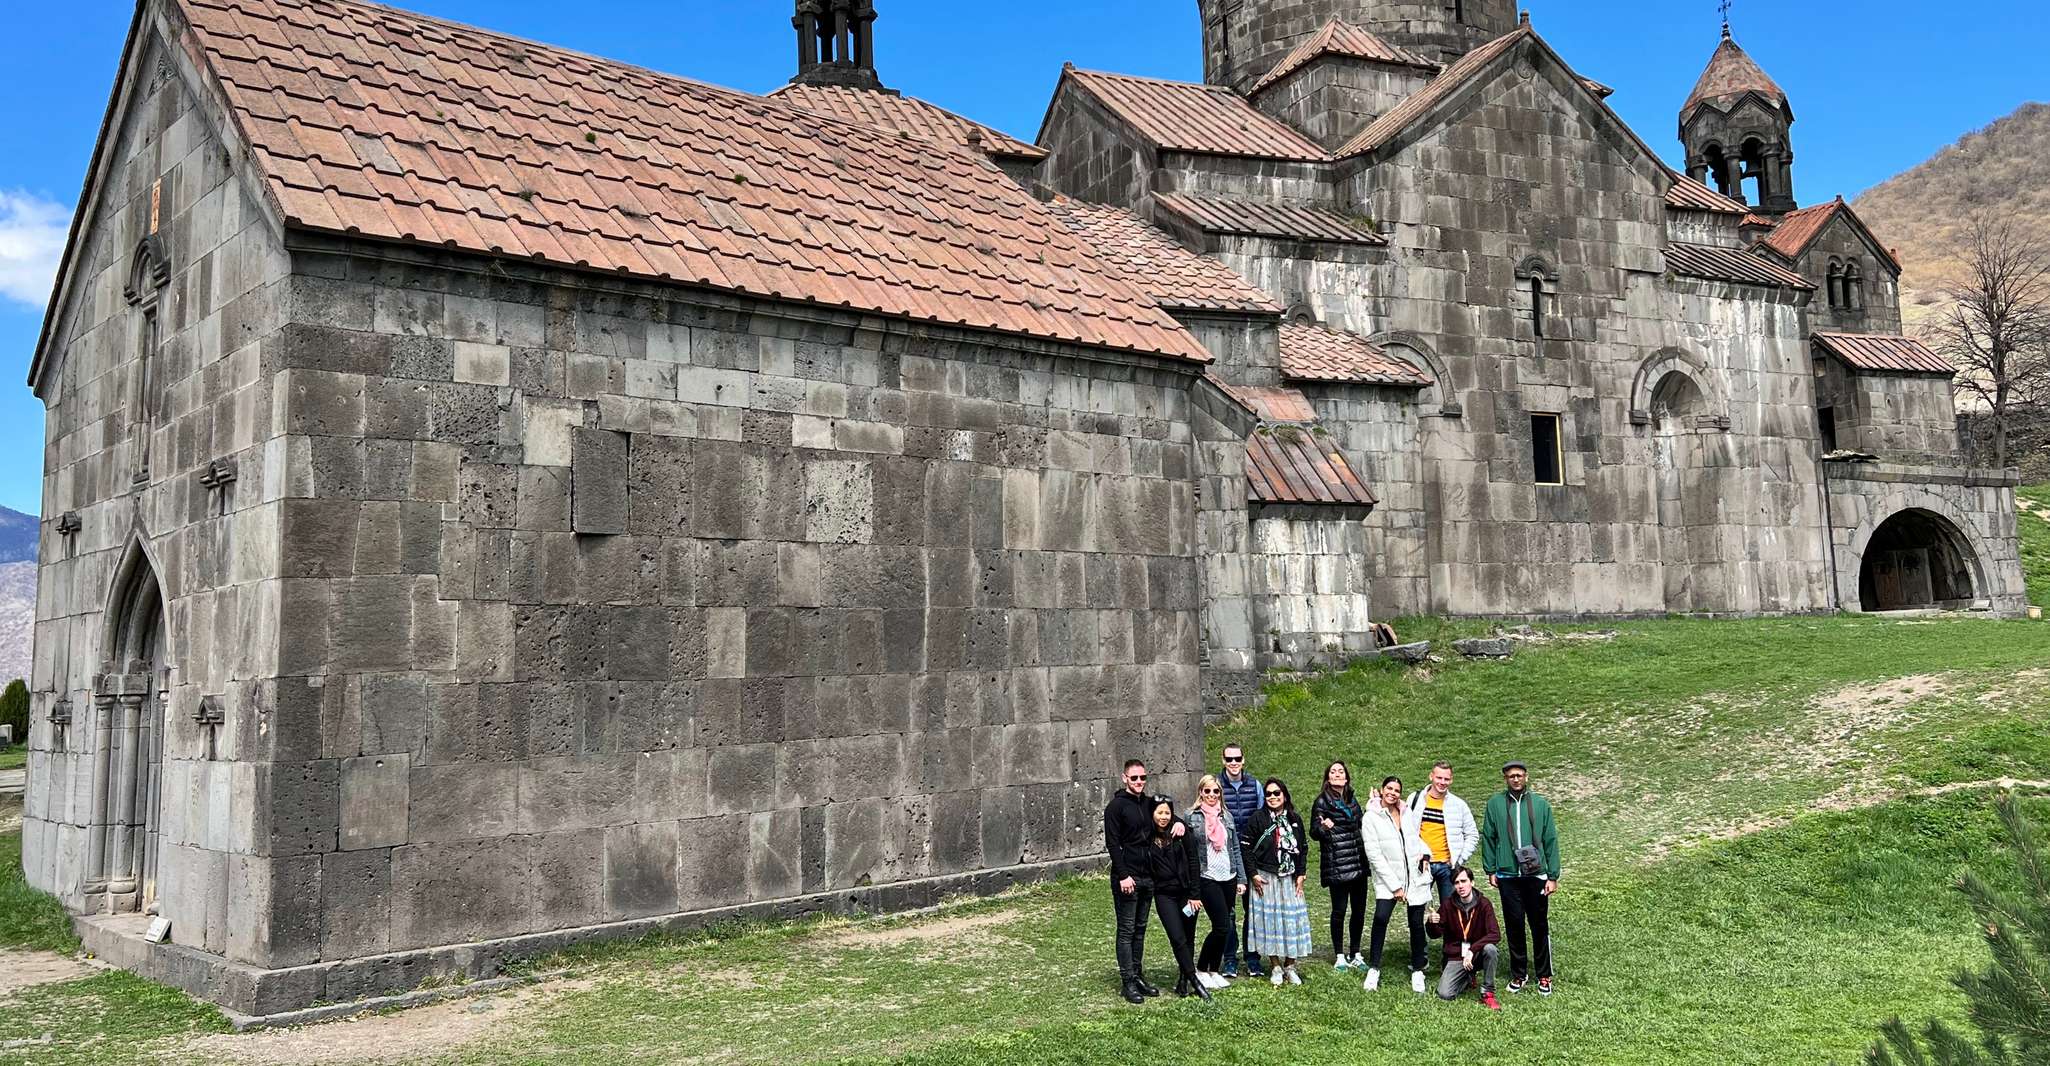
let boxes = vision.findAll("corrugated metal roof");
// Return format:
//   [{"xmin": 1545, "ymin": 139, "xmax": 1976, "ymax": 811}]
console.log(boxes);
[
  {"xmin": 176, "ymin": 0, "xmax": 1208, "ymax": 364},
  {"xmin": 1155, "ymin": 193, "xmax": 1387, "ymax": 245},
  {"xmin": 1044, "ymin": 197, "xmax": 1281, "ymax": 315},
  {"xmin": 1813, "ymin": 332, "xmax": 1956, "ymax": 376},
  {"xmin": 769, "ymin": 83, "xmax": 1047, "ymax": 160},
  {"xmin": 1664, "ymin": 172, "xmax": 1749, "ymax": 215},
  {"xmin": 1061, "ymin": 67, "xmax": 1332, "ymax": 162},
  {"xmin": 1215, "ymin": 382, "xmax": 1377, "ymax": 507},
  {"xmin": 1665, "ymin": 243, "xmax": 1815, "ymax": 290},
  {"xmin": 1249, "ymin": 18, "xmax": 1438, "ymax": 95},
  {"xmin": 1278, "ymin": 321, "xmax": 1430, "ymax": 385}
]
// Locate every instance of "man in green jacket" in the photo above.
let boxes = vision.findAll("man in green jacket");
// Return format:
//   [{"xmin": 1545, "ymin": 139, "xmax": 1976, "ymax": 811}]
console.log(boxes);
[{"xmin": 1479, "ymin": 761, "xmax": 1559, "ymax": 996}]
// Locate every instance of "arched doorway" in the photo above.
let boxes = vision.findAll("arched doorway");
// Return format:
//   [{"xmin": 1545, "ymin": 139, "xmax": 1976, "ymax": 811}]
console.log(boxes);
[
  {"xmin": 88, "ymin": 541, "xmax": 169, "ymax": 913},
  {"xmin": 1858, "ymin": 509, "xmax": 1979, "ymax": 611}
]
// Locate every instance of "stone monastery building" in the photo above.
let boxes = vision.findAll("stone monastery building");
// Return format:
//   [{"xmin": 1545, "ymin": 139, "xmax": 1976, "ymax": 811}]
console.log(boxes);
[{"xmin": 20, "ymin": 0, "xmax": 2026, "ymax": 1015}]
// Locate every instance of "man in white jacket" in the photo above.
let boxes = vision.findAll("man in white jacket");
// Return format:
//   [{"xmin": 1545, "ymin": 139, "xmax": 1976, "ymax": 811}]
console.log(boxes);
[{"xmin": 1408, "ymin": 762, "xmax": 1478, "ymax": 904}]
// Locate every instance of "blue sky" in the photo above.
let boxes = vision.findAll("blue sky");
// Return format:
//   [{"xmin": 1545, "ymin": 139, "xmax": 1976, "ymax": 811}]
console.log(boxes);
[{"xmin": 0, "ymin": 0, "xmax": 2040, "ymax": 515}]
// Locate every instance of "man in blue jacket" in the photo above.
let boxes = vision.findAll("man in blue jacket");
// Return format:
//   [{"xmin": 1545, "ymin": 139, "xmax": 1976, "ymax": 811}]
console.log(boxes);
[{"xmin": 1217, "ymin": 742, "xmax": 1264, "ymax": 978}]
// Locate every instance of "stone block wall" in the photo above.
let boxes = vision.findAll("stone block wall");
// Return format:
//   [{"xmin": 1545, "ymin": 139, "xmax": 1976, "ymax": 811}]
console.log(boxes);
[
  {"xmin": 1815, "ymin": 360, "xmax": 1962, "ymax": 464},
  {"xmin": 25, "ymin": 22, "xmax": 294, "ymax": 963},
  {"xmin": 1794, "ymin": 218, "xmax": 1903, "ymax": 336},
  {"xmin": 1246, "ymin": 506, "xmax": 1376, "ymax": 663},
  {"xmin": 1823, "ymin": 463, "xmax": 2027, "ymax": 615},
  {"xmin": 232, "ymin": 239, "xmax": 1211, "ymax": 972},
  {"xmin": 1253, "ymin": 60, "xmax": 1433, "ymax": 151}
]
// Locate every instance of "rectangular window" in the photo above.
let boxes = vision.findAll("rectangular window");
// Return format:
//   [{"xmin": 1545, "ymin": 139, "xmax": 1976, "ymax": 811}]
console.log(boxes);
[
  {"xmin": 1818, "ymin": 407, "xmax": 1837, "ymax": 453},
  {"xmin": 1531, "ymin": 413, "xmax": 1563, "ymax": 485},
  {"xmin": 1530, "ymin": 278, "xmax": 1547, "ymax": 338}
]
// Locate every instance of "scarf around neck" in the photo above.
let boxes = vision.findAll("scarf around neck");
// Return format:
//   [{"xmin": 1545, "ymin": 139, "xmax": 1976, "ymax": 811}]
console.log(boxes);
[{"xmin": 1198, "ymin": 800, "xmax": 1227, "ymax": 851}]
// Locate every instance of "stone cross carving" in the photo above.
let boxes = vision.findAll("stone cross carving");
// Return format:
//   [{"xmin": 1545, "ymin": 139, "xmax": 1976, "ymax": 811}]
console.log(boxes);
[
  {"xmin": 192, "ymin": 695, "xmax": 226, "ymax": 761},
  {"xmin": 198, "ymin": 459, "xmax": 238, "ymax": 516},
  {"xmin": 56, "ymin": 512, "xmax": 81, "ymax": 557},
  {"xmin": 48, "ymin": 696, "xmax": 72, "ymax": 752}
]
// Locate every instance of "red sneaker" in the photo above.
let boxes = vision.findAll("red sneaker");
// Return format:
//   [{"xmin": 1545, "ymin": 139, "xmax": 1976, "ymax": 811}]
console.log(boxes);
[{"xmin": 1482, "ymin": 990, "xmax": 1502, "ymax": 1011}]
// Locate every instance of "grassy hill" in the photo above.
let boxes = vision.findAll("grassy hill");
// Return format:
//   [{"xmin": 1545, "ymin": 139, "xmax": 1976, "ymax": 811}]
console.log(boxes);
[
  {"xmin": 2021, "ymin": 484, "xmax": 2050, "ymax": 608},
  {"xmin": 5, "ymin": 613, "xmax": 2048, "ymax": 1065},
  {"xmin": 1856, "ymin": 102, "xmax": 2050, "ymax": 332}
]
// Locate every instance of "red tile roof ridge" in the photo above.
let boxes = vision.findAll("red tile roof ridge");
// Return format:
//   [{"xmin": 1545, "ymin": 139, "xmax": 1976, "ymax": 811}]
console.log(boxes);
[
  {"xmin": 1248, "ymin": 17, "xmax": 1440, "ymax": 95},
  {"xmin": 175, "ymin": 0, "xmax": 1210, "ymax": 363},
  {"xmin": 768, "ymin": 82, "xmax": 1048, "ymax": 160}
]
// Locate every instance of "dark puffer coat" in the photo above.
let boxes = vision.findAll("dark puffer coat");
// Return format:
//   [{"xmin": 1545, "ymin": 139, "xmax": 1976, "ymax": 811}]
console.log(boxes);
[{"xmin": 1309, "ymin": 790, "xmax": 1368, "ymax": 886}]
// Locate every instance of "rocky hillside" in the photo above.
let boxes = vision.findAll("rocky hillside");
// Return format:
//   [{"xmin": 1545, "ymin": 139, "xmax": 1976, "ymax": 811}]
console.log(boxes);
[
  {"xmin": 1856, "ymin": 102, "xmax": 2050, "ymax": 330},
  {"xmin": 0, "ymin": 505, "xmax": 35, "ymax": 685}
]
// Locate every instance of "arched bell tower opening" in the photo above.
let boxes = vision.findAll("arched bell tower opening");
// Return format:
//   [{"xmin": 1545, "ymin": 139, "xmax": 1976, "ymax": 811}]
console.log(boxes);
[
  {"xmin": 1857, "ymin": 509, "xmax": 1980, "ymax": 612},
  {"xmin": 85, "ymin": 538, "xmax": 171, "ymax": 914}
]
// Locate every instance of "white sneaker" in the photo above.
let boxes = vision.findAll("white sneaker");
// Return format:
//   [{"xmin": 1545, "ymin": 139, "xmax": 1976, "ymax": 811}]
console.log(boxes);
[
  {"xmin": 1270, "ymin": 967, "xmax": 1285, "ymax": 986},
  {"xmin": 1333, "ymin": 956, "xmax": 1350, "ymax": 972},
  {"xmin": 1363, "ymin": 967, "xmax": 1381, "ymax": 991},
  {"xmin": 1411, "ymin": 970, "xmax": 1427, "ymax": 994},
  {"xmin": 1285, "ymin": 965, "xmax": 1302, "ymax": 986},
  {"xmin": 1352, "ymin": 953, "xmax": 1369, "ymax": 969},
  {"xmin": 1198, "ymin": 972, "xmax": 1224, "ymax": 990}
]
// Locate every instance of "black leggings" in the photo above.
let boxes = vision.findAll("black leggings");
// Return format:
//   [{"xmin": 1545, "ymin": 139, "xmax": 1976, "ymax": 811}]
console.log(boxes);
[
  {"xmin": 1327, "ymin": 877, "xmax": 1368, "ymax": 956},
  {"xmin": 1369, "ymin": 897, "xmax": 1428, "ymax": 973},
  {"xmin": 1152, "ymin": 893, "xmax": 1200, "ymax": 982},
  {"xmin": 1196, "ymin": 878, "xmax": 1237, "ymax": 972}
]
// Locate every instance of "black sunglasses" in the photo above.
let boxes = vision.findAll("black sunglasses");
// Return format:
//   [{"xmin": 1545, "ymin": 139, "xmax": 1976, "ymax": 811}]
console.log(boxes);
[
  {"xmin": 1264, "ymin": 788, "xmax": 1283, "ymax": 796},
  {"xmin": 1126, "ymin": 773, "xmax": 1148, "ymax": 781},
  {"xmin": 1223, "ymin": 756, "xmax": 1244, "ymax": 763}
]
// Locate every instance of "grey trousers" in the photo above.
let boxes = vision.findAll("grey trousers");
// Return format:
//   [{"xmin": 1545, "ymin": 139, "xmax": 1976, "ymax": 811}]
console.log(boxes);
[{"xmin": 1436, "ymin": 943, "xmax": 1500, "ymax": 999}]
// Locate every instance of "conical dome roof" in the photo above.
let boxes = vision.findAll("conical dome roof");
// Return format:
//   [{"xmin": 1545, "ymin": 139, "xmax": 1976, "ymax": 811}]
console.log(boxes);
[{"xmin": 1681, "ymin": 30, "xmax": 1788, "ymax": 123}]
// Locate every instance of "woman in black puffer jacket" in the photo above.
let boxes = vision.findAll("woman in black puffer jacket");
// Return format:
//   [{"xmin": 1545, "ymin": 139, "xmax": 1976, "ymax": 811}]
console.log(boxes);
[{"xmin": 1309, "ymin": 761, "xmax": 1370, "ymax": 970}]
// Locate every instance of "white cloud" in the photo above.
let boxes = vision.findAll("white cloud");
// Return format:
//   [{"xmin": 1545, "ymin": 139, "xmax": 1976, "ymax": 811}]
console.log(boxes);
[{"xmin": 0, "ymin": 190, "xmax": 73, "ymax": 308}]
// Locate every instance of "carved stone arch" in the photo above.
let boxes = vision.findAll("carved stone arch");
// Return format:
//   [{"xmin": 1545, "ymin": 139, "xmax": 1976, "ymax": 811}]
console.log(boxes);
[
  {"xmin": 123, "ymin": 233, "xmax": 170, "ymax": 307},
  {"xmin": 1629, "ymin": 348, "xmax": 1728, "ymax": 429},
  {"xmin": 1513, "ymin": 254, "xmax": 1558, "ymax": 282},
  {"xmin": 1282, "ymin": 300, "xmax": 1317, "ymax": 325},
  {"xmin": 87, "ymin": 526, "xmax": 172, "ymax": 911},
  {"xmin": 1368, "ymin": 330, "xmax": 1460, "ymax": 418},
  {"xmin": 1839, "ymin": 492, "xmax": 1994, "ymax": 612},
  {"xmin": 101, "ymin": 532, "xmax": 169, "ymax": 675}
]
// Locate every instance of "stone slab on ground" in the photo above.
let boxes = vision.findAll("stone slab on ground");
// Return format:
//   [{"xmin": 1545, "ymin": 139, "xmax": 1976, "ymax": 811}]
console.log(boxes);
[{"xmin": 1452, "ymin": 637, "xmax": 1514, "ymax": 659}]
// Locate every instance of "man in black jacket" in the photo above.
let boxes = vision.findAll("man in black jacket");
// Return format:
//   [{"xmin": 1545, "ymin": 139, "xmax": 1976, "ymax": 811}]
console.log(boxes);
[{"xmin": 1105, "ymin": 758, "xmax": 1178, "ymax": 1004}]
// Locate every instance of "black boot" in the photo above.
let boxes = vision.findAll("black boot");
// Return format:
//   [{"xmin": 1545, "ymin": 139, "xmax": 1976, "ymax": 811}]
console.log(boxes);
[
  {"xmin": 1190, "ymin": 974, "xmax": 1214, "ymax": 1003},
  {"xmin": 1121, "ymin": 977, "xmax": 1145, "ymax": 1005},
  {"xmin": 1174, "ymin": 975, "xmax": 1190, "ymax": 997},
  {"xmin": 1135, "ymin": 977, "xmax": 1162, "ymax": 997}
]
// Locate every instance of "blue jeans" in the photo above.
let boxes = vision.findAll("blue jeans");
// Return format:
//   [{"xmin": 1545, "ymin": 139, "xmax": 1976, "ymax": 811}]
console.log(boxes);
[{"xmin": 1430, "ymin": 862, "xmax": 1456, "ymax": 903}]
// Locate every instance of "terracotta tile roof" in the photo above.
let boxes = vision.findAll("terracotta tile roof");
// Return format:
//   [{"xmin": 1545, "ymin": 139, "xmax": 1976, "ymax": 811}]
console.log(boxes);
[
  {"xmin": 1682, "ymin": 32, "xmax": 1788, "ymax": 123},
  {"xmin": 1813, "ymin": 332, "xmax": 1956, "ymax": 376},
  {"xmin": 1155, "ymin": 193, "xmax": 1387, "ymax": 246},
  {"xmin": 1059, "ymin": 67, "xmax": 1331, "ymax": 162},
  {"xmin": 1741, "ymin": 212, "xmax": 1777, "ymax": 228},
  {"xmin": 1248, "ymin": 18, "xmax": 1438, "ymax": 95},
  {"xmin": 1664, "ymin": 172, "xmax": 1749, "ymax": 215},
  {"xmin": 1581, "ymin": 77, "xmax": 1615, "ymax": 99},
  {"xmin": 768, "ymin": 83, "xmax": 1047, "ymax": 161},
  {"xmin": 1665, "ymin": 243, "xmax": 1815, "ymax": 290},
  {"xmin": 1335, "ymin": 25, "xmax": 1530, "ymax": 157},
  {"xmin": 1278, "ymin": 322, "xmax": 1430, "ymax": 385},
  {"xmin": 1758, "ymin": 201, "xmax": 1837, "ymax": 260},
  {"xmin": 1043, "ymin": 197, "xmax": 1281, "ymax": 315},
  {"xmin": 176, "ymin": 0, "xmax": 1208, "ymax": 364},
  {"xmin": 1216, "ymin": 381, "xmax": 1378, "ymax": 507}
]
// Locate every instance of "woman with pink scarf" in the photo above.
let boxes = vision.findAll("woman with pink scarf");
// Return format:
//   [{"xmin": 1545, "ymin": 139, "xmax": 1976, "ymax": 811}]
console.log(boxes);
[{"xmin": 1185, "ymin": 774, "xmax": 1248, "ymax": 990}]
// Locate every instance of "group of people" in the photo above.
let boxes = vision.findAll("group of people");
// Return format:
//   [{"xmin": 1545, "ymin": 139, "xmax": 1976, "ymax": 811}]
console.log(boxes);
[{"xmin": 1103, "ymin": 745, "xmax": 1560, "ymax": 1009}]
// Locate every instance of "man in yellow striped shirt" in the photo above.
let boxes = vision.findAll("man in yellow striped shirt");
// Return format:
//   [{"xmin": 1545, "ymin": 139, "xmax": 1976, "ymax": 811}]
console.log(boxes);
[{"xmin": 1407, "ymin": 762, "xmax": 1478, "ymax": 903}]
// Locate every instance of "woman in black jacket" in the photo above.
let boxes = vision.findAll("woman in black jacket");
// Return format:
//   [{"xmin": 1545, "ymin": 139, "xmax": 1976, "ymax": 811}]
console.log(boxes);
[
  {"xmin": 1138, "ymin": 797, "xmax": 1212, "ymax": 1001},
  {"xmin": 1309, "ymin": 760, "xmax": 1369, "ymax": 972},
  {"xmin": 1242, "ymin": 778, "xmax": 1313, "ymax": 985}
]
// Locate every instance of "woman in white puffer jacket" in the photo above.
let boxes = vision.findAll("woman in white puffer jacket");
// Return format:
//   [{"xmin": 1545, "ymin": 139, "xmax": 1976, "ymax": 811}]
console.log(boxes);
[{"xmin": 1360, "ymin": 774, "xmax": 1434, "ymax": 994}]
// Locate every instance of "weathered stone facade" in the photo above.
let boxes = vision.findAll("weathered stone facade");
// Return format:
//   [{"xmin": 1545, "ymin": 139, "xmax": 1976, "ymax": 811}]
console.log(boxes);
[{"xmin": 21, "ymin": 0, "xmax": 2031, "ymax": 1017}]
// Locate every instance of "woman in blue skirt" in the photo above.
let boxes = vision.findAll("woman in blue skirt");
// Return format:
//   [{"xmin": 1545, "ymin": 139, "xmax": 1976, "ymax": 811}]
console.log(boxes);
[{"xmin": 1241, "ymin": 777, "xmax": 1313, "ymax": 985}]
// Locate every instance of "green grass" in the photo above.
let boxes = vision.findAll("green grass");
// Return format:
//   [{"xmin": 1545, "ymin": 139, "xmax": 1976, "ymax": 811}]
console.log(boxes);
[
  {"xmin": 0, "ymin": 747, "xmax": 28, "ymax": 771},
  {"xmin": 1, "ymin": 614, "xmax": 2046, "ymax": 1065},
  {"xmin": 0, "ymin": 799, "xmax": 79, "ymax": 954},
  {"xmin": 2019, "ymin": 483, "xmax": 2050, "ymax": 607}
]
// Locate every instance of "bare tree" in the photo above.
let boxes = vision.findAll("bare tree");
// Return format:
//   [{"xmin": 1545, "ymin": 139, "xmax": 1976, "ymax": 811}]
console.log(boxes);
[{"xmin": 1930, "ymin": 216, "xmax": 2050, "ymax": 468}]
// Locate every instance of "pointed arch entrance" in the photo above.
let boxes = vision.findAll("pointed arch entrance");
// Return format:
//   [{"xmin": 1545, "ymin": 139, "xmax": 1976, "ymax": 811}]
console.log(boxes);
[{"xmin": 86, "ymin": 538, "xmax": 170, "ymax": 913}]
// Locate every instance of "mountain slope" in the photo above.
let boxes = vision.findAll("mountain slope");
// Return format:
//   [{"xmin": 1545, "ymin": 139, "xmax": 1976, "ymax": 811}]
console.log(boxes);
[
  {"xmin": 1856, "ymin": 101, "xmax": 2050, "ymax": 329},
  {"xmin": 0, "ymin": 507, "xmax": 33, "ymax": 685}
]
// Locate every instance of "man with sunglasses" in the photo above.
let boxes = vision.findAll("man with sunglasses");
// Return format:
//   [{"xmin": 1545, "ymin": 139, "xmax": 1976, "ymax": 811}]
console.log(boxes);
[
  {"xmin": 1105, "ymin": 758, "xmax": 1180, "ymax": 1004},
  {"xmin": 1217, "ymin": 743, "xmax": 1264, "ymax": 978}
]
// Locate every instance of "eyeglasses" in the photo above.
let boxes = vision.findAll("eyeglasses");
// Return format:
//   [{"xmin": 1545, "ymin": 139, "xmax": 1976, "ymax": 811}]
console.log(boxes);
[
  {"xmin": 1200, "ymin": 787, "xmax": 1220, "ymax": 794},
  {"xmin": 1126, "ymin": 773, "xmax": 1148, "ymax": 781}
]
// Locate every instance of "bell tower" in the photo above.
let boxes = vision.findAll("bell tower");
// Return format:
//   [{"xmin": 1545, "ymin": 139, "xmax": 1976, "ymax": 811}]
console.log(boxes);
[
  {"xmin": 792, "ymin": 0, "xmax": 883, "ymax": 90},
  {"xmin": 1679, "ymin": 18, "xmax": 1796, "ymax": 214},
  {"xmin": 1198, "ymin": 0, "xmax": 1519, "ymax": 92}
]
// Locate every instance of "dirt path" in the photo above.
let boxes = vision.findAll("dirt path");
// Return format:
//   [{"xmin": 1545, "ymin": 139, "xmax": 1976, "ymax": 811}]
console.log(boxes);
[
  {"xmin": 0, "ymin": 948, "xmax": 96, "ymax": 999},
  {"xmin": 182, "ymin": 982, "xmax": 568, "ymax": 1066}
]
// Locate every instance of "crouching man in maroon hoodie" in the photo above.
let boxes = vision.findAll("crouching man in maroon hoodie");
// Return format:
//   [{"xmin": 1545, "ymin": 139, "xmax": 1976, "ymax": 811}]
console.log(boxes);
[{"xmin": 1429, "ymin": 866, "xmax": 1503, "ymax": 1009}]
